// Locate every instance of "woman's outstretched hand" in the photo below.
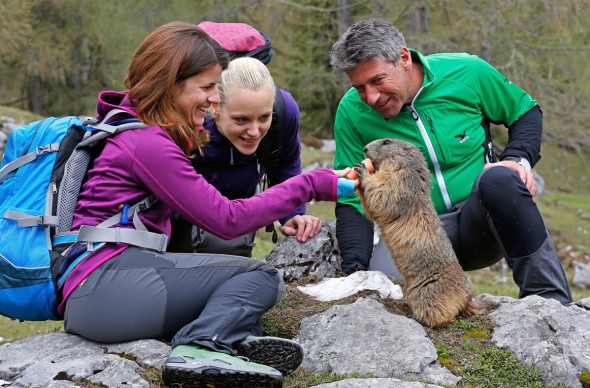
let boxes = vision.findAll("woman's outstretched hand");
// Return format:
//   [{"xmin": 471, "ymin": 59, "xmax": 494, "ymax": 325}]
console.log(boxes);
[{"xmin": 280, "ymin": 215, "xmax": 322, "ymax": 242}]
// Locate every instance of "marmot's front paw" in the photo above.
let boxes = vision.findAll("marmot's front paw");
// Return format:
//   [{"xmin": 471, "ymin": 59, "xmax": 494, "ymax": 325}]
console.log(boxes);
[
  {"xmin": 354, "ymin": 158, "xmax": 375, "ymax": 181},
  {"xmin": 354, "ymin": 162, "xmax": 367, "ymax": 180}
]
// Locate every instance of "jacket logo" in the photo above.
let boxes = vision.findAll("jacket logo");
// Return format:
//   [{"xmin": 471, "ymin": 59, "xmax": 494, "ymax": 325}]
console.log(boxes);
[{"xmin": 454, "ymin": 130, "xmax": 469, "ymax": 144}]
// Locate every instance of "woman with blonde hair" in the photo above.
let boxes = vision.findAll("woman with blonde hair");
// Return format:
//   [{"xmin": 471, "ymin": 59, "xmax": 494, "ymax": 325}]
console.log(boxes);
[{"xmin": 169, "ymin": 23, "xmax": 323, "ymax": 257}]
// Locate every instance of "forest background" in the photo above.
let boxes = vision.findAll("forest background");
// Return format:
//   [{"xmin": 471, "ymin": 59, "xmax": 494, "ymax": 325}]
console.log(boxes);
[{"xmin": 0, "ymin": 0, "xmax": 589, "ymax": 299}]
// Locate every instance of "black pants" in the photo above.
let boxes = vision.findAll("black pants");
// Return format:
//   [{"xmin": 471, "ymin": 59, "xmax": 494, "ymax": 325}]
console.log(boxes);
[{"xmin": 337, "ymin": 166, "xmax": 572, "ymax": 304}]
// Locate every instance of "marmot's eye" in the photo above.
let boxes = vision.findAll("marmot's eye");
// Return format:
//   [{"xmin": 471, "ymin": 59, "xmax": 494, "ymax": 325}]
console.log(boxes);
[{"xmin": 383, "ymin": 139, "xmax": 391, "ymax": 145}]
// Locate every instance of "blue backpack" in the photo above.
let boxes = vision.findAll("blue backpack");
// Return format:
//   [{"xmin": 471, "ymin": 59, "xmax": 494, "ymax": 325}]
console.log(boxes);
[{"xmin": 0, "ymin": 109, "xmax": 168, "ymax": 321}]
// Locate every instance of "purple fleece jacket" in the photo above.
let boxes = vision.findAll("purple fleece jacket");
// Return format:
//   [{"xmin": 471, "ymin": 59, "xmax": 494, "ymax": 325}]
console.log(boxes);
[{"xmin": 58, "ymin": 91, "xmax": 338, "ymax": 313}]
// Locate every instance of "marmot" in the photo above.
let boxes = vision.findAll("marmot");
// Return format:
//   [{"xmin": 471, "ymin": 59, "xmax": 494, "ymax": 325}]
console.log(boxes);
[{"xmin": 354, "ymin": 138, "xmax": 479, "ymax": 327}]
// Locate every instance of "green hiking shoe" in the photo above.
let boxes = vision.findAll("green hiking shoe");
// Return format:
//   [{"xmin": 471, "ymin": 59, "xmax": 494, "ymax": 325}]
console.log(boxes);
[
  {"xmin": 162, "ymin": 344, "xmax": 283, "ymax": 387},
  {"xmin": 234, "ymin": 336, "xmax": 304, "ymax": 376}
]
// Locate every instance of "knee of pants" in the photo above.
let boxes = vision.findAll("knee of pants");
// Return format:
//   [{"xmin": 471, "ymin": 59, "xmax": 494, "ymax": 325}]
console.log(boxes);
[
  {"xmin": 254, "ymin": 261, "xmax": 285, "ymax": 304},
  {"xmin": 478, "ymin": 166, "xmax": 519, "ymax": 193},
  {"xmin": 477, "ymin": 166, "xmax": 529, "ymax": 205}
]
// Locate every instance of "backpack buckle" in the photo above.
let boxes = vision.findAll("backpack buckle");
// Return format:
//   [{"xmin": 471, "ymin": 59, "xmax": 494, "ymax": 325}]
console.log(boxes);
[{"xmin": 36, "ymin": 144, "xmax": 57, "ymax": 155}]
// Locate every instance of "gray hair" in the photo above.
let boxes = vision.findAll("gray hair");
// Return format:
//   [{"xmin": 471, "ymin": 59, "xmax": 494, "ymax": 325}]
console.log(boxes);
[
  {"xmin": 330, "ymin": 17, "xmax": 406, "ymax": 75},
  {"xmin": 219, "ymin": 57, "xmax": 275, "ymax": 105}
]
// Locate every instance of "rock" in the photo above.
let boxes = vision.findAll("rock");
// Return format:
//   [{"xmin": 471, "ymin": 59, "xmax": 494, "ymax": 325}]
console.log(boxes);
[
  {"xmin": 575, "ymin": 297, "xmax": 590, "ymax": 310},
  {"xmin": 296, "ymin": 297, "xmax": 461, "ymax": 387},
  {"xmin": 485, "ymin": 294, "xmax": 590, "ymax": 388},
  {"xmin": 311, "ymin": 378, "xmax": 445, "ymax": 387},
  {"xmin": 0, "ymin": 116, "xmax": 24, "ymax": 155},
  {"xmin": 266, "ymin": 220, "xmax": 341, "ymax": 281},
  {"xmin": 0, "ymin": 333, "xmax": 168, "ymax": 387},
  {"xmin": 573, "ymin": 260, "xmax": 590, "ymax": 289}
]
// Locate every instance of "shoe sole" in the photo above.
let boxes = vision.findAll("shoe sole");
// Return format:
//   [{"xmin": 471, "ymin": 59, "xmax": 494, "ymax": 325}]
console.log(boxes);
[
  {"xmin": 234, "ymin": 338, "xmax": 303, "ymax": 376},
  {"xmin": 162, "ymin": 365, "xmax": 282, "ymax": 388}
]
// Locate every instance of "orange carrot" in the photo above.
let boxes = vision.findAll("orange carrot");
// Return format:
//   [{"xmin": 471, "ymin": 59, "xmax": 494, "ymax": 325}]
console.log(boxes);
[{"xmin": 346, "ymin": 158, "xmax": 375, "ymax": 180}]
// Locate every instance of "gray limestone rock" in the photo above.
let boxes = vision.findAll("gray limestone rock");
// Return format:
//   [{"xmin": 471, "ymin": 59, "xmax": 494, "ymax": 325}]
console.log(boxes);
[
  {"xmin": 296, "ymin": 297, "xmax": 461, "ymax": 387},
  {"xmin": 266, "ymin": 220, "xmax": 342, "ymax": 281},
  {"xmin": 311, "ymin": 378, "xmax": 445, "ymax": 387},
  {"xmin": 487, "ymin": 294, "xmax": 590, "ymax": 388},
  {"xmin": 0, "ymin": 333, "xmax": 168, "ymax": 387}
]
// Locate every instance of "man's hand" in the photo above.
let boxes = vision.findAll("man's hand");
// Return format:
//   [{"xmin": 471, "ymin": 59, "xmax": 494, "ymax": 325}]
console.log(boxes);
[
  {"xmin": 280, "ymin": 215, "xmax": 322, "ymax": 243},
  {"xmin": 484, "ymin": 160, "xmax": 537, "ymax": 196}
]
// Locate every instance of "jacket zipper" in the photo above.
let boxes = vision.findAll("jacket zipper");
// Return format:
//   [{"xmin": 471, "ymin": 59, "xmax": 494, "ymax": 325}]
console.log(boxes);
[{"xmin": 407, "ymin": 90, "xmax": 453, "ymax": 210}]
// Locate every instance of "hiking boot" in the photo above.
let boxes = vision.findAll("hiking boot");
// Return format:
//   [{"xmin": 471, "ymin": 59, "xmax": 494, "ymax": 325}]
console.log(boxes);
[
  {"xmin": 234, "ymin": 336, "xmax": 303, "ymax": 376},
  {"xmin": 162, "ymin": 344, "xmax": 282, "ymax": 388}
]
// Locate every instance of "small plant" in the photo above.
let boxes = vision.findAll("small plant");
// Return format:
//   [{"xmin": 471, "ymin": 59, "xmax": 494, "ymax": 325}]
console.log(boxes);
[
  {"xmin": 579, "ymin": 371, "xmax": 590, "ymax": 388},
  {"xmin": 463, "ymin": 328, "xmax": 489, "ymax": 340}
]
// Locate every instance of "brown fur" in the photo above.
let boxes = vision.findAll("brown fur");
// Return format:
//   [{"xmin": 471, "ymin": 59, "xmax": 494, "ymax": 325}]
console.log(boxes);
[{"xmin": 355, "ymin": 138, "xmax": 479, "ymax": 327}]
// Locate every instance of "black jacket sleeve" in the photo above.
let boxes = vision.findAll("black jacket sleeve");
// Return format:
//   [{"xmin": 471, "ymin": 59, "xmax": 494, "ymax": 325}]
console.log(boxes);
[
  {"xmin": 500, "ymin": 105, "xmax": 543, "ymax": 167},
  {"xmin": 335, "ymin": 202, "xmax": 374, "ymax": 274}
]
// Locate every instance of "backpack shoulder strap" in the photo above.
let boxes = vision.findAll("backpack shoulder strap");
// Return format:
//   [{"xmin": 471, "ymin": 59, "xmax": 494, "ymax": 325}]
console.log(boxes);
[
  {"xmin": 56, "ymin": 111, "xmax": 167, "ymax": 252},
  {"xmin": 256, "ymin": 88, "xmax": 284, "ymax": 168}
]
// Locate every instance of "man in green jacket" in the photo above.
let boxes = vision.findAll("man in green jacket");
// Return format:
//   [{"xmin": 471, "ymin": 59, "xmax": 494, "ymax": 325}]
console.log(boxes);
[{"xmin": 330, "ymin": 17, "xmax": 571, "ymax": 304}]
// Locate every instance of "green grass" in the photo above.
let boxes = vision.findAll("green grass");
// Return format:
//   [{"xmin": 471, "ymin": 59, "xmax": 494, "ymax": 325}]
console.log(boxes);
[
  {"xmin": 534, "ymin": 143, "xmax": 590, "ymax": 195},
  {"xmin": 0, "ymin": 316, "xmax": 63, "ymax": 345},
  {"xmin": 537, "ymin": 192, "xmax": 590, "ymax": 253}
]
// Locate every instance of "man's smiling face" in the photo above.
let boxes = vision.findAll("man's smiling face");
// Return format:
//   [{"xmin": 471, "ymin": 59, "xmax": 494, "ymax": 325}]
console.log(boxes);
[{"xmin": 346, "ymin": 51, "xmax": 413, "ymax": 119}]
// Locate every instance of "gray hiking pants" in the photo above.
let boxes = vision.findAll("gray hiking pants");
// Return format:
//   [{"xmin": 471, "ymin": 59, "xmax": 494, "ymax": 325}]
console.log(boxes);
[{"xmin": 63, "ymin": 247, "xmax": 284, "ymax": 354}]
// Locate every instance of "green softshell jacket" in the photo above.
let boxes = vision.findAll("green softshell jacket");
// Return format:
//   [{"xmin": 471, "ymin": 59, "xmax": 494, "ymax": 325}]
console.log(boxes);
[{"xmin": 334, "ymin": 49, "xmax": 538, "ymax": 215}]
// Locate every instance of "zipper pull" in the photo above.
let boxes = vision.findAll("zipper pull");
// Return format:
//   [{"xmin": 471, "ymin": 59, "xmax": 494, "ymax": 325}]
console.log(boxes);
[
  {"xmin": 410, "ymin": 108, "xmax": 419, "ymax": 121},
  {"xmin": 426, "ymin": 115, "xmax": 433, "ymax": 131}
]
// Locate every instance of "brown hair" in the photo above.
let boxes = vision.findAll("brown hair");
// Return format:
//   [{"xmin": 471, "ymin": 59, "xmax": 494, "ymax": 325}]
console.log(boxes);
[{"xmin": 125, "ymin": 21, "xmax": 229, "ymax": 155}]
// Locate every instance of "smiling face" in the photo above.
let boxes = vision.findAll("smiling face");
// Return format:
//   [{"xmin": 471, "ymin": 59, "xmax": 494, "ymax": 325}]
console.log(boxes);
[
  {"xmin": 215, "ymin": 87, "xmax": 274, "ymax": 155},
  {"xmin": 173, "ymin": 64, "xmax": 223, "ymax": 129},
  {"xmin": 346, "ymin": 49, "xmax": 417, "ymax": 119}
]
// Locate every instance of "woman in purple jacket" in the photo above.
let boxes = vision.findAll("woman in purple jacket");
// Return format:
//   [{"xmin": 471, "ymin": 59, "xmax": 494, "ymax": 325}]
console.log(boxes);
[{"xmin": 59, "ymin": 22, "xmax": 354, "ymax": 388}]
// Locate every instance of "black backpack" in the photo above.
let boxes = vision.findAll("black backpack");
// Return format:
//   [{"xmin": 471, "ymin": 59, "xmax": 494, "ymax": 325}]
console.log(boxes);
[{"xmin": 255, "ymin": 87, "xmax": 285, "ymax": 170}]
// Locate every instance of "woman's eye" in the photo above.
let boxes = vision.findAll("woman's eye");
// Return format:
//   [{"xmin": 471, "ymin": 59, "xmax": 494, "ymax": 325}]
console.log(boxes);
[
  {"xmin": 235, "ymin": 117, "xmax": 248, "ymax": 124},
  {"xmin": 260, "ymin": 114, "xmax": 271, "ymax": 122}
]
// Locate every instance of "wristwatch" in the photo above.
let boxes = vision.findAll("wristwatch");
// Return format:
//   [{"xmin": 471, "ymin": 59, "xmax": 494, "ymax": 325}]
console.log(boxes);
[{"xmin": 502, "ymin": 156, "xmax": 532, "ymax": 172}]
